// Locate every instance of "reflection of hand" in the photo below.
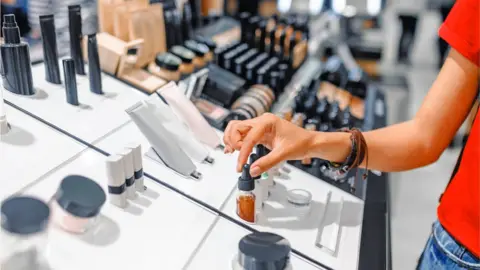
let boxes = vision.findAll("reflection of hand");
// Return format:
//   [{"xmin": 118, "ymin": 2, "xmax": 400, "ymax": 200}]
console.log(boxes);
[{"xmin": 223, "ymin": 113, "xmax": 316, "ymax": 177}]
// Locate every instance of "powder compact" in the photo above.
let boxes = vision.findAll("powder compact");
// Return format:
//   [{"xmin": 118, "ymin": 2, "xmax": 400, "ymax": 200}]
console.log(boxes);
[
  {"xmin": 148, "ymin": 53, "xmax": 182, "ymax": 82},
  {"xmin": 51, "ymin": 175, "xmax": 106, "ymax": 234},
  {"xmin": 170, "ymin": 45, "xmax": 196, "ymax": 76},
  {"xmin": 286, "ymin": 189, "xmax": 312, "ymax": 217}
]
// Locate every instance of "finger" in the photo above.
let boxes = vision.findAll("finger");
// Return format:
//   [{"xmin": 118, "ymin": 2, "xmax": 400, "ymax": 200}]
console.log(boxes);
[
  {"xmin": 230, "ymin": 124, "xmax": 252, "ymax": 150},
  {"xmin": 236, "ymin": 126, "xmax": 265, "ymax": 172},
  {"xmin": 250, "ymin": 148, "xmax": 285, "ymax": 177},
  {"xmin": 223, "ymin": 120, "xmax": 238, "ymax": 148}
]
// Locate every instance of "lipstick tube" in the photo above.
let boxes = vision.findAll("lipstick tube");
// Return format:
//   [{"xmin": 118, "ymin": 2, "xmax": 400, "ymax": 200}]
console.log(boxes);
[
  {"xmin": 68, "ymin": 5, "xmax": 86, "ymax": 75},
  {"xmin": 105, "ymin": 155, "xmax": 127, "ymax": 208},
  {"xmin": 125, "ymin": 142, "xmax": 145, "ymax": 192},
  {"xmin": 39, "ymin": 15, "xmax": 61, "ymax": 84},
  {"xmin": 118, "ymin": 148, "xmax": 136, "ymax": 199},
  {"xmin": 1, "ymin": 14, "xmax": 35, "ymax": 96},
  {"xmin": 62, "ymin": 59, "xmax": 79, "ymax": 106},
  {"xmin": 87, "ymin": 34, "xmax": 103, "ymax": 95}
]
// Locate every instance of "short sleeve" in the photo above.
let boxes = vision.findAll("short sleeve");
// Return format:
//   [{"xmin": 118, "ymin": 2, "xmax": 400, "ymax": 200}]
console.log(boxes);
[{"xmin": 439, "ymin": 0, "xmax": 480, "ymax": 66}]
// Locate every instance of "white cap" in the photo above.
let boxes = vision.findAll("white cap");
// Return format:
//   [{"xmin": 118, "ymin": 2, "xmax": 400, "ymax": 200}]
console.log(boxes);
[
  {"xmin": 105, "ymin": 155, "xmax": 126, "ymax": 187},
  {"xmin": 125, "ymin": 142, "xmax": 142, "ymax": 171},
  {"xmin": 118, "ymin": 148, "xmax": 134, "ymax": 178}
]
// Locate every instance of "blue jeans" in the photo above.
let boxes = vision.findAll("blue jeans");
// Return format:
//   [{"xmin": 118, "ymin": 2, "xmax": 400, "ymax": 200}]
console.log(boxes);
[{"xmin": 417, "ymin": 221, "xmax": 480, "ymax": 269}]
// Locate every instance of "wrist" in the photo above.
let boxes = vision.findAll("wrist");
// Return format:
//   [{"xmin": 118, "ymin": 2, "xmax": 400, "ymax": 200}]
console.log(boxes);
[{"xmin": 308, "ymin": 131, "xmax": 352, "ymax": 162}]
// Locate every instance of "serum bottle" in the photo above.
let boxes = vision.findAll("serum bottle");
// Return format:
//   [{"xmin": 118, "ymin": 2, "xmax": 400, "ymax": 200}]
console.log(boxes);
[
  {"xmin": 249, "ymin": 153, "xmax": 264, "ymax": 211},
  {"xmin": 236, "ymin": 164, "xmax": 256, "ymax": 223}
]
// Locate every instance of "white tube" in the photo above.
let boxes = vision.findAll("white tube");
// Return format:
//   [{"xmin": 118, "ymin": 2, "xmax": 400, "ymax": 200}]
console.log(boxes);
[
  {"xmin": 145, "ymin": 95, "xmax": 213, "ymax": 163},
  {"xmin": 118, "ymin": 148, "xmax": 136, "ymax": 199},
  {"xmin": 126, "ymin": 101, "xmax": 197, "ymax": 178},
  {"xmin": 157, "ymin": 82, "xmax": 221, "ymax": 149},
  {"xmin": 125, "ymin": 142, "xmax": 145, "ymax": 192},
  {"xmin": 105, "ymin": 155, "xmax": 127, "ymax": 208}
]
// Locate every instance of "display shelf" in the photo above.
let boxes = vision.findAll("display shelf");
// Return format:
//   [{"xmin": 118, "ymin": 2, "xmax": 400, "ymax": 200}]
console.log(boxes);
[
  {"xmin": 220, "ymin": 165, "xmax": 364, "ymax": 270},
  {"xmin": 0, "ymin": 104, "xmax": 86, "ymax": 201},
  {"xmin": 186, "ymin": 218, "xmax": 325, "ymax": 270},
  {"xmin": 2, "ymin": 62, "xmax": 146, "ymax": 144},
  {"xmin": 94, "ymin": 121, "xmax": 239, "ymax": 209},
  {"xmin": 21, "ymin": 149, "xmax": 217, "ymax": 270}
]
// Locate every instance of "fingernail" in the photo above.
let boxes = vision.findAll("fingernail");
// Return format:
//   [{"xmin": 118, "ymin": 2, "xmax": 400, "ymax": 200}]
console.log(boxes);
[{"xmin": 250, "ymin": 166, "xmax": 261, "ymax": 177}]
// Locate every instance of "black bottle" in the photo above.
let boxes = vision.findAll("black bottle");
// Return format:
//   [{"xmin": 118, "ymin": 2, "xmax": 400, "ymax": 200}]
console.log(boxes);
[
  {"xmin": 62, "ymin": 58, "xmax": 79, "ymax": 106},
  {"xmin": 0, "ymin": 14, "xmax": 35, "ymax": 96},
  {"xmin": 39, "ymin": 15, "xmax": 61, "ymax": 84},
  {"xmin": 68, "ymin": 5, "xmax": 85, "ymax": 75},
  {"xmin": 87, "ymin": 34, "xmax": 103, "ymax": 95},
  {"xmin": 316, "ymin": 97, "xmax": 330, "ymax": 121},
  {"xmin": 182, "ymin": 2, "xmax": 193, "ymax": 40},
  {"xmin": 239, "ymin": 12, "xmax": 251, "ymax": 43}
]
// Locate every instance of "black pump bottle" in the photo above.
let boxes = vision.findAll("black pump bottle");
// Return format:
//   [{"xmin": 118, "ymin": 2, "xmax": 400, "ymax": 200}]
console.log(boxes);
[
  {"xmin": 1, "ymin": 14, "xmax": 35, "ymax": 96},
  {"xmin": 40, "ymin": 15, "xmax": 61, "ymax": 84},
  {"xmin": 68, "ymin": 5, "xmax": 86, "ymax": 75}
]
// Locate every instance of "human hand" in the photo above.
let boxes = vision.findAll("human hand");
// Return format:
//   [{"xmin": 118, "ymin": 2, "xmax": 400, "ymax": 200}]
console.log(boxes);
[{"xmin": 223, "ymin": 113, "xmax": 316, "ymax": 177}]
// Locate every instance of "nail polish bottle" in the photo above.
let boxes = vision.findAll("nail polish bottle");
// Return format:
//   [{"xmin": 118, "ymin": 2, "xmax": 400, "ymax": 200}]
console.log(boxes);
[
  {"xmin": 105, "ymin": 155, "xmax": 127, "ymax": 208},
  {"xmin": 118, "ymin": 148, "xmax": 136, "ymax": 199},
  {"xmin": 249, "ymin": 154, "xmax": 264, "ymax": 211},
  {"xmin": 236, "ymin": 164, "xmax": 256, "ymax": 223},
  {"xmin": 62, "ymin": 58, "xmax": 79, "ymax": 106},
  {"xmin": 87, "ymin": 34, "xmax": 103, "ymax": 95},
  {"xmin": 1, "ymin": 14, "xmax": 35, "ymax": 96},
  {"xmin": 39, "ymin": 15, "xmax": 61, "ymax": 84},
  {"xmin": 68, "ymin": 5, "xmax": 86, "ymax": 75}
]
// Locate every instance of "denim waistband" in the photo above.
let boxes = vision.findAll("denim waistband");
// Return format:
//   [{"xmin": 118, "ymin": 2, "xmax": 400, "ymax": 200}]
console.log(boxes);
[{"xmin": 433, "ymin": 221, "xmax": 480, "ymax": 269}]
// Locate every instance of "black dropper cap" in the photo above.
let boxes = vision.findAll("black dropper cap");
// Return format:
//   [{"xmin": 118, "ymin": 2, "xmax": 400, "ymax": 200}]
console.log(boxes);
[
  {"xmin": 68, "ymin": 5, "xmax": 85, "ymax": 75},
  {"xmin": 40, "ymin": 15, "xmax": 61, "ymax": 84},
  {"xmin": 238, "ymin": 164, "xmax": 255, "ymax": 191},
  {"xmin": 3, "ymin": 14, "xmax": 21, "ymax": 44},
  {"xmin": 87, "ymin": 34, "xmax": 103, "ymax": 95}
]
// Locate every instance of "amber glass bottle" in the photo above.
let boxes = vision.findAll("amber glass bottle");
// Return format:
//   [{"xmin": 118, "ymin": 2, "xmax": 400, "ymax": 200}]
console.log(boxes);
[{"xmin": 237, "ymin": 164, "xmax": 256, "ymax": 223}]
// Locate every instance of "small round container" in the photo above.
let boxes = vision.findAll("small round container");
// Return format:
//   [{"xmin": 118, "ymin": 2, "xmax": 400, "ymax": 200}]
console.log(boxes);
[
  {"xmin": 170, "ymin": 46, "xmax": 196, "ymax": 76},
  {"xmin": 184, "ymin": 40, "xmax": 211, "ymax": 68},
  {"xmin": 149, "ymin": 53, "xmax": 182, "ymax": 82},
  {"xmin": 286, "ymin": 189, "xmax": 312, "ymax": 218},
  {"xmin": 232, "ymin": 232, "xmax": 292, "ymax": 270},
  {"xmin": 1, "ymin": 196, "xmax": 50, "ymax": 269},
  {"xmin": 51, "ymin": 175, "xmax": 106, "ymax": 234}
]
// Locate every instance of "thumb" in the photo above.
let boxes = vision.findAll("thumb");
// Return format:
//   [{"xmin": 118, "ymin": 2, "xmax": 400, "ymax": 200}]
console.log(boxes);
[{"xmin": 250, "ymin": 148, "xmax": 285, "ymax": 177}]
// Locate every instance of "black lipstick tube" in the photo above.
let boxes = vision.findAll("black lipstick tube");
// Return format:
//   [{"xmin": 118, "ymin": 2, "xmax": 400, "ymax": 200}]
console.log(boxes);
[
  {"xmin": 40, "ymin": 15, "xmax": 61, "ymax": 84},
  {"xmin": 0, "ymin": 14, "xmax": 35, "ymax": 96},
  {"xmin": 68, "ymin": 5, "xmax": 85, "ymax": 75},
  {"xmin": 62, "ymin": 58, "xmax": 79, "ymax": 106},
  {"xmin": 87, "ymin": 34, "xmax": 103, "ymax": 95}
]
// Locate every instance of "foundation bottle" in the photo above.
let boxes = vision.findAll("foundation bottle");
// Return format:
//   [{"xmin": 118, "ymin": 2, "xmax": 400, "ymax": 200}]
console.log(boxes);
[
  {"xmin": 170, "ymin": 46, "xmax": 196, "ymax": 77},
  {"xmin": 148, "ymin": 53, "xmax": 182, "ymax": 82},
  {"xmin": 237, "ymin": 164, "xmax": 256, "ymax": 223}
]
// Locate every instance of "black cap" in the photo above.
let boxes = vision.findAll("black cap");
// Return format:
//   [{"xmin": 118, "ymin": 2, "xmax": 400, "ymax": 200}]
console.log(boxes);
[
  {"xmin": 184, "ymin": 40, "xmax": 209, "ymax": 57},
  {"xmin": 238, "ymin": 164, "xmax": 254, "ymax": 191},
  {"xmin": 3, "ymin": 14, "xmax": 16, "ymax": 27},
  {"xmin": 155, "ymin": 53, "xmax": 181, "ymax": 71},
  {"xmin": 54, "ymin": 175, "xmax": 106, "ymax": 218},
  {"xmin": 1, "ymin": 196, "xmax": 50, "ymax": 235},
  {"xmin": 237, "ymin": 232, "xmax": 291, "ymax": 269},
  {"xmin": 194, "ymin": 35, "xmax": 216, "ymax": 50},
  {"xmin": 256, "ymin": 145, "xmax": 268, "ymax": 158},
  {"xmin": 170, "ymin": 46, "xmax": 195, "ymax": 63},
  {"xmin": 127, "ymin": 48, "xmax": 138, "ymax": 55},
  {"xmin": 249, "ymin": 153, "xmax": 259, "ymax": 164}
]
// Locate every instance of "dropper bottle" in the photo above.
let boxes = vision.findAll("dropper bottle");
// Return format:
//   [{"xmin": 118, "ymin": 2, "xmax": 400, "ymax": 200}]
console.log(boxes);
[
  {"xmin": 236, "ymin": 164, "xmax": 256, "ymax": 223},
  {"xmin": 256, "ymin": 145, "xmax": 276, "ymax": 189},
  {"xmin": 249, "ymin": 154, "xmax": 264, "ymax": 211}
]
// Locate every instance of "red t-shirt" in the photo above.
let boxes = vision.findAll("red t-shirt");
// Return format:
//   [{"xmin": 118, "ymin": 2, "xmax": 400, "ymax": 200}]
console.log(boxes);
[{"xmin": 437, "ymin": 0, "xmax": 480, "ymax": 258}]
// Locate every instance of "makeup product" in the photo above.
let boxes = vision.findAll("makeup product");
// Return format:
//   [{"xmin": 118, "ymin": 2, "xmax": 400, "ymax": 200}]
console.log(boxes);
[
  {"xmin": 222, "ymin": 43, "xmax": 249, "ymax": 71},
  {"xmin": 184, "ymin": 67, "xmax": 209, "ymax": 100},
  {"xmin": 233, "ymin": 48, "xmax": 258, "ymax": 76},
  {"xmin": 170, "ymin": 46, "xmax": 195, "ymax": 77},
  {"xmin": 269, "ymin": 70, "xmax": 281, "ymax": 94},
  {"xmin": 148, "ymin": 53, "xmax": 182, "ymax": 82},
  {"xmin": 320, "ymin": 56, "xmax": 347, "ymax": 88},
  {"xmin": 316, "ymin": 97, "xmax": 330, "ymax": 121},
  {"xmin": 194, "ymin": 35, "xmax": 217, "ymax": 52},
  {"xmin": 304, "ymin": 95, "xmax": 318, "ymax": 118},
  {"xmin": 105, "ymin": 155, "xmax": 128, "ymax": 208},
  {"xmin": 62, "ymin": 59, "xmax": 80, "ymax": 106},
  {"xmin": 246, "ymin": 16, "xmax": 261, "ymax": 47},
  {"xmin": 239, "ymin": 12, "xmax": 251, "ymax": 43},
  {"xmin": 346, "ymin": 68, "xmax": 368, "ymax": 99},
  {"xmin": 267, "ymin": 28, "xmax": 276, "ymax": 56},
  {"xmin": 39, "ymin": 15, "xmax": 61, "ymax": 84},
  {"xmin": 214, "ymin": 40, "xmax": 241, "ymax": 65},
  {"xmin": 184, "ymin": 40, "xmax": 211, "ymax": 67},
  {"xmin": 194, "ymin": 98, "xmax": 230, "ymax": 129},
  {"xmin": 68, "ymin": 5, "xmax": 86, "ymax": 75},
  {"xmin": 172, "ymin": 10, "xmax": 183, "ymax": 44},
  {"xmin": 157, "ymin": 82, "xmax": 222, "ymax": 149},
  {"xmin": 256, "ymin": 145, "xmax": 275, "ymax": 188},
  {"xmin": 145, "ymin": 95, "xmax": 214, "ymax": 163},
  {"xmin": 315, "ymin": 192, "xmax": 344, "ymax": 255},
  {"xmin": 232, "ymin": 232, "xmax": 292, "ymax": 270},
  {"xmin": 249, "ymin": 154, "xmax": 264, "ymax": 211},
  {"xmin": 52, "ymin": 175, "xmax": 106, "ymax": 234},
  {"xmin": 118, "ymin": 148, "xmax": 136, "ymax": 199},
  {"xmin": 0, "ymin": 15, "xmax": 35, "ymax": 96},
  {"xmin": 1, "ymin": 196, "xmax": 50, "ymax": 270},
  {"xmin": 125, "ymin": 142, "xmax": 145, "ymax": 192},
  {"xmin": 126, "ymin": 101, "xmax": 200, "ymax": 179},
  {"xmin": 276, "ymin": 63, "xmax": 289, "ymax": 90},
  {"xmin": 237, "ymin": 164, "xmax": 256, "ymax": 223},
  {"xmin": 202, "ymin": 64, "xmax": 246, "ymax": 107},
  {"xmin": 257, "ymin": 20, "xmax": 268, "ymax": 52},
  {"xmin": 87, "ymin": 34, "xmax": 103, "ymax": 95},
  {"xmin": 182, "ymin": 2, "xmax": 194, "ymax": 40},
  {"xmin": 245, "ymin": 52, "xmax": 269, "ymax": 83},
  {"xmin": 287, "ymin": 189, "xmax": 312, "ymax": 218}
]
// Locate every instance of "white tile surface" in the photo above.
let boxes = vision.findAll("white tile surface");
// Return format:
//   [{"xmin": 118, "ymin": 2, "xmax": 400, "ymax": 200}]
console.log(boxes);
[
  {"xmin": 21, "ymin": 149, "xmax": 217, "ymax": 270},
  {"xmin": 0, "ymin": 104, "xmax": 86, "ymax": 201}
]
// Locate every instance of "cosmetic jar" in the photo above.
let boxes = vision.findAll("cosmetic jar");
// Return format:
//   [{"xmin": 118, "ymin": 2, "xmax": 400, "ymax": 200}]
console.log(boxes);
[
  {"xmin": 149, "ymin": 53, "xmax": 182, "ymax": 82},
  {"xmin": 51, "ymin": 175, "xmax": 106, "ymax": 234},
  {"xmin": 1, "ymin": 196, "xmax": 50, "ymax": 270},
  {"xmin": 287, "ymin": 189, "xmax": 312, "ymax": 218},
  {"xmin": 170, "ymin": 46, "xmax": 195, "ymax": 76},
  {"xmin": 232, "ymin": 232, "xmax": 292, "ymax": 270},
  {"xmin": 184, "ymin": 40, "xmax": 211, "ymax": 67}
]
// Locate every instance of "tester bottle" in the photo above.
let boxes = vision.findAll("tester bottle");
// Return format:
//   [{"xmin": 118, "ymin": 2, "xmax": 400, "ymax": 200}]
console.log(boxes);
[
  {"xmin": 249, "ymin": 154, "xmax": 264, "ymax": 211},
  {"xmin": 237, "ymin": 164, "xmax": 256, "ymax": 223}
]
